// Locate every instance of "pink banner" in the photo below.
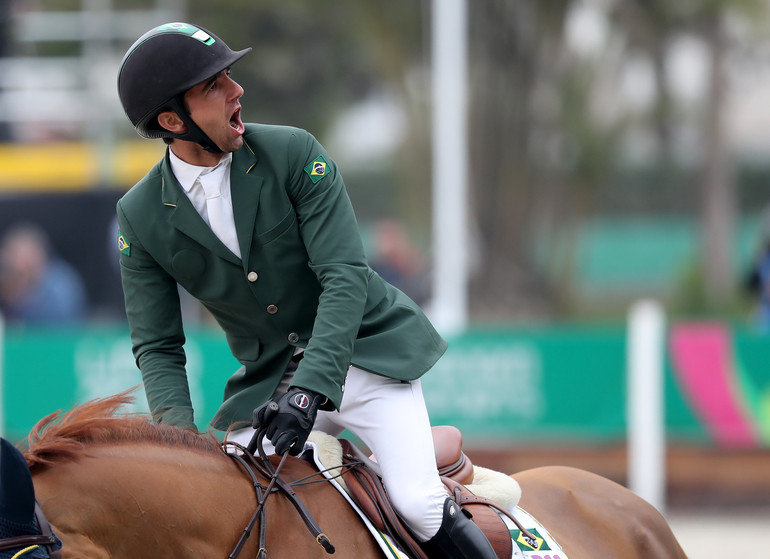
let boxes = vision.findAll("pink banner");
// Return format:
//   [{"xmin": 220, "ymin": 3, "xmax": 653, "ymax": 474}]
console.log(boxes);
[{"xmin": 669, "ymin": 322, "xmax": 758, "ymax": 447}]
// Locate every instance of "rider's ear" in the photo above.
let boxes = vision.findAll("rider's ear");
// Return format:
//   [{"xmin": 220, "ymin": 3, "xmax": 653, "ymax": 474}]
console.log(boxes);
[{"xmin": 157, "ymin": 110, "xmax": 186, "ymax": 134}]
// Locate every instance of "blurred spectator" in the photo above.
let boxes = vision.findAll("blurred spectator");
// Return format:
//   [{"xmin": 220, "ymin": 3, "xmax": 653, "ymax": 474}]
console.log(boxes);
[
  {"xmin": 368, "ymin": 219, "xmax": 429, "ymax": 304},
  {"xmin": 746, "ymin": 210, "xmax": 770, "ymax": 333},
  {"xmin": 0, "ymin": 223, "xmax": 87, "ymax": 324}
]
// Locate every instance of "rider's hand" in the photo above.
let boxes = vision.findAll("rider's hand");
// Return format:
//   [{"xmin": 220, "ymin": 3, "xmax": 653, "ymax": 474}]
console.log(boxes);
[{"xmin": 252, "ymin": 387, "xmax": 328, "ymax": 456}]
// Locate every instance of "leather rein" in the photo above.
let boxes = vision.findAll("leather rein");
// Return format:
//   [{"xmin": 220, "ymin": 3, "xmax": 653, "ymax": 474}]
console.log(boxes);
[
  {"xmin": 222, "ymin": 427, "xmax": 336, "ymax": 559},
  {"xmin": 0, "ymin": 503, "xmax": 61, "ymax": 559}
]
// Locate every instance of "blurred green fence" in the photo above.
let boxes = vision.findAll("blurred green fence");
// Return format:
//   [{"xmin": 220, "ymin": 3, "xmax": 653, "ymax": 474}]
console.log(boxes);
[{"xmin": 1, "ymin": 323, "xmax": 768, "ymax": 447}]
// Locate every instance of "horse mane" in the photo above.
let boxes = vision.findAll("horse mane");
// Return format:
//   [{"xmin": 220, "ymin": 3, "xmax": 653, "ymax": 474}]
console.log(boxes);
[{"xmin": 23, "ymin": 389, "xmax": 223, "ymax": 472}]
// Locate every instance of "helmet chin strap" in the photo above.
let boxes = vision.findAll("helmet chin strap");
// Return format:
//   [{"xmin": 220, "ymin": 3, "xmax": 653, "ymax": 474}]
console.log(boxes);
[{"xmin": 166, "ymin": 96, "xmax": 223, "ymax": 154}]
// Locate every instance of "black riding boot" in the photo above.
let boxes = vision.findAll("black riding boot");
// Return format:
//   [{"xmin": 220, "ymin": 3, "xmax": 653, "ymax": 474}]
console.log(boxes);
[{"xmin": 423, "ymin": 497, "xmax": 497, "ymax": 559}]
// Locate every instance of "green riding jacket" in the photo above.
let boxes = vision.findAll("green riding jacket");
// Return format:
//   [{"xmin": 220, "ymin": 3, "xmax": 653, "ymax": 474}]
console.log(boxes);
[{"xmin": 116, "ymin": 124, "xmax": 447, "ymax": 430}]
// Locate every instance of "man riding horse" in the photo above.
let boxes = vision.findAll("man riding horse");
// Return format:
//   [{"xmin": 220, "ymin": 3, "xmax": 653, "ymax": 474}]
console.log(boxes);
[
  {"xmin": 0, "ymin": 438, "xmax": 62, "ymax": 559},
  {"xmin": 116, "ymin": 22, "xmax": 496, "ymax": 558}
]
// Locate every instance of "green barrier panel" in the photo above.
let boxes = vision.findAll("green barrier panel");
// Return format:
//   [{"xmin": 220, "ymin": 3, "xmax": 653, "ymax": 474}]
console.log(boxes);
[
  {"xmin": 423, "ymin": 325, "xmax": 705, "ymax": 444},
  {"xmin": 0, "ymin": 326, "xmax": 240, "ymax": 441},
  {"xmin": 1, "ymin": 323, "xmax": 767, "ymax": 447}
]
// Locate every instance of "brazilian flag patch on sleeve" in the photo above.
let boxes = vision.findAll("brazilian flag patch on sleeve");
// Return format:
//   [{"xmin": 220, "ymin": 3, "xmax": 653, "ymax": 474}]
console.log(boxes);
[
  {"xmin": 304, "ymin": 155, "xmax": 329, "ymax": 184},
  {"xmin": 118, "ymin": 230, "xmax": 130, "ymax": 256}
]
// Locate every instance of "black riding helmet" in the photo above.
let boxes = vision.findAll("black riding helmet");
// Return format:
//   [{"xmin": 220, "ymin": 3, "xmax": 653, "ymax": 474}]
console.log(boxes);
[{"xmin": 118, "ymin": 22, "xmax": 251, "ymax": 153}]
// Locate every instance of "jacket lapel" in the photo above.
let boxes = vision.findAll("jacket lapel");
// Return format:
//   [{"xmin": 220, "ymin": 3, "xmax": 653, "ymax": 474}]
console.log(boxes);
[
  {"xmin": 160, "ymin": 153, "xmax": 242, "ymax": 265},
  {"xmin": 230, "ymin": 140, "xmax": 262, "ymax": 266}
]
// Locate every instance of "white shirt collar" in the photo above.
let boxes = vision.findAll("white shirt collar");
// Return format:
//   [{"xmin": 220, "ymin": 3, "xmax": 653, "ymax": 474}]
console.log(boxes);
[{"xmin": 168, "ymin": 149, "xmax": 233, "ymax": 193}]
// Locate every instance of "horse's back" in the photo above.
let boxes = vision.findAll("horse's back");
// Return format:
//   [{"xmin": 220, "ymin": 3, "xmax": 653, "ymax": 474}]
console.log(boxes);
[{"xmin": 515, "ymin": 465, "xmax": 688, "ymax": 559}]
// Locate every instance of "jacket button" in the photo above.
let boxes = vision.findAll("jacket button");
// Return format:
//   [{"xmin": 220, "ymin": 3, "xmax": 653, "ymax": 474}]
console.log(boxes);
[
  {"xmin": 247, "ymin": 271, "xmax": 258, "ymax": 282},
  {"xmin": 288, "ymin": 332, "xmax": 299, "ymax": 343},
  {"xmin": 266, "ymin": 304, "xmax": 278, "ymax": 314}
]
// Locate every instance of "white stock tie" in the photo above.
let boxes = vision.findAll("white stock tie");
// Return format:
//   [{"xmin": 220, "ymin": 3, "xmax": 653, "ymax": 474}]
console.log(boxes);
[{"xmin": 197, "ymin": 165, "xmax": 241, "ymax": 258}]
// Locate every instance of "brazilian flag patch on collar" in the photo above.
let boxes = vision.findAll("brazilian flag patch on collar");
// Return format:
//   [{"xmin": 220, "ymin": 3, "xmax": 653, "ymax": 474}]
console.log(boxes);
[
  {"xmin": 118, "ymin": 230, "xmax": 130, "ymax": 256},
  {"xmin": 304, "ymin": 155, "xmax": 329, "ymax": 184}
]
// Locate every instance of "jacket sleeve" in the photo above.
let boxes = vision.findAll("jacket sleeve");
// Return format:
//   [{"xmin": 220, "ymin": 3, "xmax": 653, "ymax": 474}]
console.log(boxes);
[
  {"xmin": 116, "ymin": 200, "xmax": 196, "ymax": 428},
  {"xmin": 284, "ymin": 131, "xmax": 369, "ymax": 409}
]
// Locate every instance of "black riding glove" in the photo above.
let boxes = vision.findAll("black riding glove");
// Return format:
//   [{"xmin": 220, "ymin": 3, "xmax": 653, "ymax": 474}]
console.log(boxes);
[{"xmin": 253, "ymin": 387, "xmax": 328, "ymax": 456}]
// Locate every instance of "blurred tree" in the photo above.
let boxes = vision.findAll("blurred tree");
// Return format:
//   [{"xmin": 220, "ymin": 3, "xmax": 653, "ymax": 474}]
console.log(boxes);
[
  {"xmin": 692, "ymin": 0, "xmax": 763, "ymax": 310},
  {"xmin": 611, "ymin": 0, "xmax": 764, "ymax": 310},
  {"xmin": 465, "ymin": 0, "xmax": 629, "ymax": 318},
  {"xmin": 464, "ymin": 0, "xmax": 767, "ymax": 318},
  {"xmin": 611, "ymin": 1, "xmax": 678, "ymax": 178},
  {"xmin": 185, "ymin": 0, "xmax": 423, "ymax": 138},
  {"xmin": 183, "ymin": 0, "xmax": 431, "ymax": 231}
]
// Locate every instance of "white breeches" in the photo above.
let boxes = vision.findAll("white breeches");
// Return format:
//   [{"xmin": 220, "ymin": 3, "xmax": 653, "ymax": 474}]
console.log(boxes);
[{"xmin": 227, "ymin": 366, "xmax": 447, "ymax": 540}]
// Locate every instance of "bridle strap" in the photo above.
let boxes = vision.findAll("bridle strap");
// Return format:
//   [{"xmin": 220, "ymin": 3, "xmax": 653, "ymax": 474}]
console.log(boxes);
[
  {"xmin": 226, "ymin": 449, "xmax": 269, "ymax": 559},
  {"xmin": 223, "ymin": 428, "xmax": 334, "ymax": 559},
  {"xmin": 0, "ymin": 535, "xmax": 55, "ymax": 553},
  {"xmin": 252, "ymin": 433, "xmax": 334, "ymax": 554},
  {"xmin": 33, "ymin": 503, "xmax": 61, "ymax": 559},
  {"xmin": 0, "ymin": 503, "xmax": 61, "ymax": 559}
]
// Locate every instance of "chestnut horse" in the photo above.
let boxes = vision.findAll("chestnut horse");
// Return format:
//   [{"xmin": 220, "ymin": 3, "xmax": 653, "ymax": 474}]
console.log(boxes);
[{"xmin": 22, "ymin": 393, "xmax": 688, "ymax": 558}]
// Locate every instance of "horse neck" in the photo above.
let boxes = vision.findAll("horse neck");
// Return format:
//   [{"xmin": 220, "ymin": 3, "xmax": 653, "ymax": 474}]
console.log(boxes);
[
  {"xmin": 33, "ymin": 443, "xmax": 257, "ymax": 557},
  {"xmin": 32, "ymin": 444, "xmax": 385, "ymax": 558}
]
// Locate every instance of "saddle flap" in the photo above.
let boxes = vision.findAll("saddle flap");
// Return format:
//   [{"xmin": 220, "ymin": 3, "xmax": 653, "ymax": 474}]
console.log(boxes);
[
  {"xmin": 338, "ymin": 440, "xmax": 429, "ymax": 559},
  {"xmin": 339, "ymin": 441, "xmax": 386, "ymax": 532}
]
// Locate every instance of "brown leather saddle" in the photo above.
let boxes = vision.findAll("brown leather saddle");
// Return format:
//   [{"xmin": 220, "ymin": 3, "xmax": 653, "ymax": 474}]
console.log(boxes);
[{"xmin": 338, "ymin": 426, "xmax": 516, "ymax": 559}]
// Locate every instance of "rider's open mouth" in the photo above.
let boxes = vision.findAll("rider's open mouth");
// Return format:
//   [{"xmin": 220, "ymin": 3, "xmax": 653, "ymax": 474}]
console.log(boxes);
[{"xmin": 229, "ymin": 107, "xmax": 244, "ymax": 134}]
